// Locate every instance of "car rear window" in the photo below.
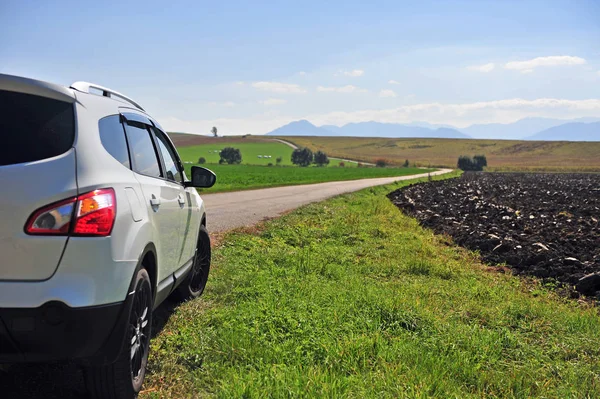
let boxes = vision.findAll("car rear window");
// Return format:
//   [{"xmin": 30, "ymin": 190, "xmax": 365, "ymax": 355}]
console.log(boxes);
[
  {"xmin": 0, "ymin": 90, "xmax": 75, "ymax": 166},
  {"xmin": 99, "ymin": 115, "xmax": 130, "ymax": 168}
]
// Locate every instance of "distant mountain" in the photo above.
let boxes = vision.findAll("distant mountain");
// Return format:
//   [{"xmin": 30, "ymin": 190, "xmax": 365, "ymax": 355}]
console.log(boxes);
[
  {"xmin": 462, "ymin": 117, "xmax": 600, "ymax": 140},
  {"xmin": 266, "ymin": 120, "xmax": 469, "ymax": 138},
  {"xmin": 265, "ymin": 120, "xmax": 335, "ymax": 136},
  {"xmin": 526, "ymin": 122, "xmax": 600, "ymax": 141},
  {"xmin": 265, "ymin": 117, "xmax": 600, "ymax": 140}
]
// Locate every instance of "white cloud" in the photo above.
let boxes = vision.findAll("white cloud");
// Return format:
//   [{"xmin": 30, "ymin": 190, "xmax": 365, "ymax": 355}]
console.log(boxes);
[
  {"xmin": 160, "ymin": 98, "xmax": 600, "ymax": 135},
  {"xmin": 260, "ymin": 98, "xmax": 287, "ymax": 106},
  {"xmin": 251, "ymin": 81, "xmax": 307, "ymax": 93},
  {"xmin": 388, "ymin": 80, "xmax": 400, "ymax": 85},
  {"xmin": 504, "ymin": 56, "xmax": 586, "ymax": 73},
  {"xmin": 307, "ymin": 98, "xmax": 600, "ymax": 128},
  {"xmin": 298, "ymin": 71, "xmax": 307, "ymax": 76},
  {"xmin": 317, "ymin": 85, "xmax": 367, "ymax": 93},
  {"xmin": 341, "ymin": 69, "xmax": 364, "ymax": 77},
  {"xmin": 379, "ymin": 89, "xmax": 397, "ymax": 98},
  {"xmin": 467, "ymin": 63, "xmax": 495, "ymax": 73}
]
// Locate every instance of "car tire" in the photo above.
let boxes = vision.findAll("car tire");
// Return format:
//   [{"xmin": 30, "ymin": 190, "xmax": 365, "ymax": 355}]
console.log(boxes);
[
  {"xmin": 85, "ymin": 268, "xmax": 153, "ymax": 399},
  {"xmin": 174, "ymin": 225, "xmax": 211, "ymax": 300}
]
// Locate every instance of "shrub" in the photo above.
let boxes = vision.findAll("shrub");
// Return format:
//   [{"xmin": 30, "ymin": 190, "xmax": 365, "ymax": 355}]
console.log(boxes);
[
  {"xmin": 276, "ymin": 156, "xmax": 283, "ymax": 165},
  {"xmin": 291, "ymin": 147, "xmax": 313, "ymax": 167},
  {"xmin": 267, "ymin": 162, "xmax": 273, "ymax": 167},
  {"xmin": 198, "ymin": 157, "xmax": 206, "ymax": 164},
  {"xmin": 403, "ymin": 159, "xmax": 409, "ymax": 167},
  {"xmin": 220, "ymin": 147, "xmax": 242, "ymax": 164},
  {"xmin": 457, "ymin": 154, "xmax": 487, "ymax": 171},
  {"xmin": 339, "ymin": 161, "xmax": 345, "ymax": 167},
  {"xmin": 474, "ymin": 154, "xmax": 488, "ymax": 168},
  {"xmin": 357, "ymin": 162, "xmax": 363, "ymax": 168},
  {"xmin": 314, "ymin": 151, "xmax": 330, "ymax": 167},
  {"xmin": 375, "ymin": 159, "xmax": 387, "ymax": 168}
]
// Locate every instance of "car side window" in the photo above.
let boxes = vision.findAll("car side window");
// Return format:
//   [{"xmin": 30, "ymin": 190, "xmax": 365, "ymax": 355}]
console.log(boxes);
[
  {"xmin": 98, "ymin": 115, "xmax": 130, "ymax": 168},
  {"xmin": 123, "ymin": 122, "xmax": 161, "ymax": 178},
  {"xmin": 152, "ymin": 127, "xmax": 182, "ymax": 183}
]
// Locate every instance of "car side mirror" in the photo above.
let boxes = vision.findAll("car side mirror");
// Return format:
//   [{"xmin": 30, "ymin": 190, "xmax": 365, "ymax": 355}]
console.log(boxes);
[{"xmin": 186, "ymin": 166, "xmax": 216, "ymax": 188}]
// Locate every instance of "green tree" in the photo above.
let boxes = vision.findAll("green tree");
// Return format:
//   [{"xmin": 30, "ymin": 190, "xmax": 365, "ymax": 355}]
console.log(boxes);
[
  {"xmin": 220, "ymin": 147, "xmax": 242, "ymax": 164},
  {"xmin": 211, "ymin": 126, "xmax": 218, "ymax": 137},
  {"xmin": 313, "ymin": 151, "xmax": 330, "ymax": 167},
  {"xmin": 457, "ymin": 155, "xmax": 486, "ymax": 171},
  {"xmin": 291, "ymin": 147, "xmax": 313, "ymax": 167},
  {"xmin": 375, "ymin": 159, "xmax": 387, "ymax": 167},
  {"xmin": 276, "ymin": 156, "xmax": 283, "ymax": 165},
  {"xmin": 473, "ymin": 154, "xmax": 488, "ymax": 169},
  {"xmin": 403, "ymin": 159, "xmax": 410, "ymax": 167},
  {"xmin": 198, "ymin": 157, "xmax": 206, "ymax": 164}
]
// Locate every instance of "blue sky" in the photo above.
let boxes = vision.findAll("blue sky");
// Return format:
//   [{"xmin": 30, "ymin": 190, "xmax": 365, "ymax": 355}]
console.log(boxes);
[{"xmin": 1, "ymin": 0, "xmax": 599, "ymax": 134}]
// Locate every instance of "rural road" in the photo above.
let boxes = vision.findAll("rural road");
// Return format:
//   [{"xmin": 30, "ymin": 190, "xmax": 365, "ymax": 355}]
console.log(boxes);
[{"xmin": 203, "ymin": 169, "xmax": 453, "ymax": 233}]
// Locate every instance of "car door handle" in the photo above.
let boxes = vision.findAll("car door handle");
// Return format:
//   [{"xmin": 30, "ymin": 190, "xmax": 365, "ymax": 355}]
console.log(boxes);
[
  {"xmin": 177, "ymin": 194, "xmax": 185, "ymax": 206},
  {"xmin": 150, "ymin": 195, "xmax": 161, "ymax": 207}
]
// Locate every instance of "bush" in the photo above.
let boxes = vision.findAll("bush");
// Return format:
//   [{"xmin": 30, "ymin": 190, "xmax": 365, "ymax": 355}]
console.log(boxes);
[
  {"xmin": 220, "ymin": 147, "xmax": 242, "ymax": 164},
  {"xmin": 457, "ymin": 154, "xmax": 487, "ymax": 171},
  {"xmin": 198, "ymin": 157, "xmax": 206, "ymax": 164},
  {"xmin": 276, "ymin": 156, "xmax": 283, "ymax": 165},
  {"xmin": 338, "ymin": 161, "xmax": 345, "ymax": 167},
  {"xmin": 267, "ymin": 162, "xmax": 273, "ymax": 167},
  {"xmin": 403, "ymin": 159, "xmax": 409, "ymax": 167},
  {"xmin": 474, "ymin": 154, "xmax": 487, "ymax": 168},
  {"xmin": 357, "ymin": 163, "xmax": 363, "ymax": 168},
  {"xmin": 314, "ymin": 151, "xmax": 330, "ymax": 167},
  {"xmin": 291, "ymin": 147, "xmax": 313, "ymax": 167},
  {"xmin": 375, "ymin": 159, "xmax": 387, "ymax": 168}
]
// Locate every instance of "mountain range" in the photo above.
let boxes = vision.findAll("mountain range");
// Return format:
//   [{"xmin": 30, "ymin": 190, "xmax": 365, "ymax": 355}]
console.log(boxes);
[{"xmin": 265, "ymin": 117, "xmax": 600, "ymax": 141}]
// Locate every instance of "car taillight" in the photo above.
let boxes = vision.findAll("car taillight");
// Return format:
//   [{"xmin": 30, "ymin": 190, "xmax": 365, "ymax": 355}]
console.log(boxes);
[{"xmin": 25, "ymin": 188, "xmax": 116, "ymax": 237}]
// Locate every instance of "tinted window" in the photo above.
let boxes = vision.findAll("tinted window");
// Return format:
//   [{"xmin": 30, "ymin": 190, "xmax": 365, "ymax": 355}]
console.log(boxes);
[
  {"xmin": 99, "ymin": 115, "xmax": 130, "ymax": 168},
  {"xmin": 152, "ymin": 127, "xmax": 182, "ymax": 183},
  {"xmin": 0, "ymin": 90, "xmax": 75, "ymax": 166},
  {"xmin": 123, "ymin": 123, "xmax": 161, "ymax": 177}
]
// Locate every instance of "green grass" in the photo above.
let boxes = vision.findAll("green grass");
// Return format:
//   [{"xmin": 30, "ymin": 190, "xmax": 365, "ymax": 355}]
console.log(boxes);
[
  {"xmin": 177, "ymin": 142, "xmax": 356, "ymax": 167},
  {"xmin": 185, "ymin": 164, "xmax": 432, "ymax": 193},
  {"xmin": 143, "ymin": 171, "xmax": 600, "ymax": 398}
]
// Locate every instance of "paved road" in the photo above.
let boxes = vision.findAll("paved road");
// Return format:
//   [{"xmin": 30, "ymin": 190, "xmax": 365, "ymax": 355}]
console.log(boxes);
[{"xmin": 203, "ymin": 169, "xmax": 453, "ymax": 233}]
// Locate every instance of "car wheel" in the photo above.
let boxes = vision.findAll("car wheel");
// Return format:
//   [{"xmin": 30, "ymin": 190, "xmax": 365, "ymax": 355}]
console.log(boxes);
[
  {"xmin": 175, "ymin": 225, "xmax": 211, "ymax": 300},
  {"xmin": 85, "ymin": 268, "xmax": 153, "ymax": 399}
]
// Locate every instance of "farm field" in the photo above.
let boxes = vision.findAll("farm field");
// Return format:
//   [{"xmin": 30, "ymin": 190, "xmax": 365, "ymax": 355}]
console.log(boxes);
[
  {"xmin": 176, "ymin": 142, "xmax": 353, "ymax": 167},
  {"xmin": 182, "ymin": 164, "xmax": 432, "ymax": 193},
  {"xmin": 389, "ymin": 173, "xmax": 600, "ymax": 296},
  {"xmin": 142, "ymin": 172, "xmax": 600, "ymax": 398},
  {"xmin": 281, "ymin": 136, "xmax": 600, "ymax": 172}
]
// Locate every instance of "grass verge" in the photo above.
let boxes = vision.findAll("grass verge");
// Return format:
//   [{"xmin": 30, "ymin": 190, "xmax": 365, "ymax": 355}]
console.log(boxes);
[
  {"xmin": 143, "ymin": 170, "xmax": 600, "ymax": 398},
  {"xmin": 185, "ymin": 164, "xmax": 433, "ymax": 193}
]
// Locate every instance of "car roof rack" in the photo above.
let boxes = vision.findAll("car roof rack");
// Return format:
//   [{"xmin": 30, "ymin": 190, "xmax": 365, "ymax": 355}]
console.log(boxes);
[{"xmin": 70, "ymin": 81, "xmax": 145, "ymax": 111}]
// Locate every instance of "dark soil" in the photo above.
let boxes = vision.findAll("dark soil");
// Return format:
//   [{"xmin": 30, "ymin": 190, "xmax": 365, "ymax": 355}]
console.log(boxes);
[{"xmin": 388, "ymin": 173, "xmax": 600, "ymax": 296}]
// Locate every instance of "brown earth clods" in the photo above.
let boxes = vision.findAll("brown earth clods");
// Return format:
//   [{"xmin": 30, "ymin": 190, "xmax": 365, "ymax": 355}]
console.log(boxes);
[{"xmin": 388, "ymin": 173, "xmax": 600, "ymax": 297}]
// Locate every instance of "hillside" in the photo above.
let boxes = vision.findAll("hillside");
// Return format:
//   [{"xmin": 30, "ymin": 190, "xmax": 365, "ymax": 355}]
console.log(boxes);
[
  {"xmin": 279, "ymin": 136, "xmax": 600, "ymax": 172},
  {"xmin": 526, "ymin": 122, "xmax": 600, "ymax": 141}
]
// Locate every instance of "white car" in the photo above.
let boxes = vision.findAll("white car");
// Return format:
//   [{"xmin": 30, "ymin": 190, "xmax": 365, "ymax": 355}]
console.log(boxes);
[{"xmin": 0, "ymin": 74, "xmax": 215, "ymax": 398}]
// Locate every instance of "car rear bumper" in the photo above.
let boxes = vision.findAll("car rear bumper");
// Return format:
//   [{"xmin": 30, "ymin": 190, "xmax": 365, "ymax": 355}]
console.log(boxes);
[{"xmin": 0, "ymin": 300, "xmax": 126, "ymax": 364}]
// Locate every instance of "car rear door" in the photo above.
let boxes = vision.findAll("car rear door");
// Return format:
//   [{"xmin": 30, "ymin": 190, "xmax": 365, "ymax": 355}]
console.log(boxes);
[{"xmin": 121, "ymin": 113, "xmax": 184, "ymax": 283}]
